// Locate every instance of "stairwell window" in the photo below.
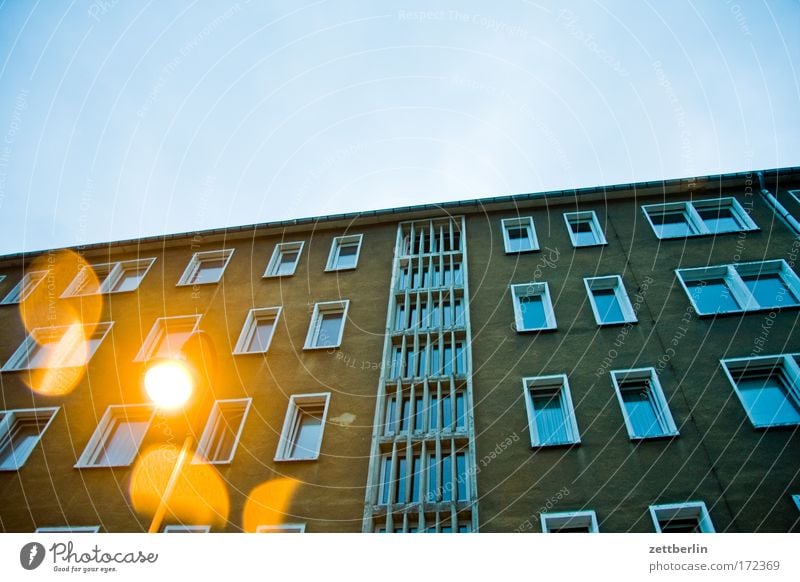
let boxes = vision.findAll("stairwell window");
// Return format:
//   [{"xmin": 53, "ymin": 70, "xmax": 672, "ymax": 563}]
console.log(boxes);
[
  {"xmin": 304, "ymin": 300, "xmax": 349, "ymax": 349},
  {"xmin": 0, "ymin": 408, "xmax": 59, "ymax": 471},
  {"xmin": 233, "ymin": 307, "xmax": 281, "ymax": 354},
  {"xmin": 541, "ymin": 511, "xmax": 598, "ymax": 533},
  {"xmin": 177, "ymin": 249, "xmax": 234, "ymax": 286},
  {"xmin": 650, "ymin": 502, "xmax": 714, "ymax": 533},
  {"xmin": 643, "ymin": 197, "xmax": 757, "ymax": 239},
  {"xmin": 75, "ymin": 405, "xmax": 154, "ymax": 468},
  {"xmin": 264, "ymin": 242, "xmax": 304, "ymax": 277},
  {"xmin": 326, "ymin": 234, "xmax": 363, "ymax": 271},
  {"xmin": 522, "ymin": 375, "xmax": 580, "ymax": 446},
  {"xmin": 195, "ymin": 399, "xmax": 252, "ymax": 464},
  {"xmin": 584, "ymin": 275, "xmax": 637, "ymax": 325},
  {"xmin": 501, "ymin": 217, "xmax": 538, "ymax": 253},
  {"xmin": 720, "ymin": 354, "xmax": 800, "ymax": 428},
  {"xmin": 275, "ymin": 393, "xmax": 330, "ymax": 461},
  {"xmin": 510, "ymin": 283, "xmax": 556, "ymax": 332},
  {"xmin": 564, "ymin": 211, "xmax": 606, "ymax": 247},
  {"xmin": 1, "ymin": 270, "xmax": 47, "ymax": 304},
  {"xmin": 62, "ymin": 258, "xmax": 155, "ymax": 296},
  {"xmin": 610, "ymin": 368, "xmax": 678, "ymax": 439}
]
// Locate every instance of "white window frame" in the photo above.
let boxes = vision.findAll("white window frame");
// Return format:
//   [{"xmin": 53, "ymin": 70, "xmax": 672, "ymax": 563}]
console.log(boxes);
[
  {"xmin": 720, "ymin": 353, "xmax": 800, "ymax": 429},
  {"xmin": 501, "ymin": 217, "xmax": 539, "ymax": 253},
  {"xmin": 0, "ymin": 408, "xmax": 59, "ymax": 471},
  {"xmin": 35, "ymin": 526, "xmax": 100, "ymax": 533},
  {"xmin": 61, "ymin": 258, "xmax": 156, "ymax": 297},
  {"xmin": 274, "ymin": 393, "xmax": 331, "ymax": 462},
  {"xmin": 677, "ymin": 259, "xmax": 800, "ymax": 316},
  {"xmin": 0, "ymin": 270, "xmax": 47, "ymax": 304},
  {"xmin": 584, "ymin": 275, "xmax": 638, "ymax": 325},
  {"xmin": 195, "ymin": 398, "xmax": 252, "ymax": 464},
  {"xmin": 510, "ymin": 283, "xmax": 556, "ymax": 332},
  {"xmin": 541, "ymin": 510, "xmax": 599, "ymax": 533},
  {"xmin": 2, "ymin": 323, "xmax": 113, "ymax": 371},
  {"xmin": 563, "ymin": 211, "xmax": 607, "ymax": 247},
  {"xmin": 610, "ymin": 367, "xmax": 679, "ymax": 440},
  {"xmin": 650, "ymin": 502, "xmax": 715, "ymax": 533},
  {"xmin": 177, "ymin": 249, "xmax": 234, "ymax": 286},
  {"xmin": 522, "ymin": 375, "xmax": 580, "ymax": 447},
  {"xmin": 163, "ymin": 525, "xmax": 210, "ymax": 533},
  {"xmin": 264, "ymin": 241, "xmax": 304, "ymax": 278},
  {"xmin": 787, "ymin": 190, "xmax": 800, "ymax": 205},
  {"xmin": 75, "ymin": 404, "xmax": 155, "ymax": 468},
  {"xmin": 642, "ymin": 197, "xmax": 758, "ymax": 239},
  {"xmin": 134, "ymin": 315, "xmax": 201, "ymax": 362},
  {"xmin": 303, "ymin": 300, "xmax": 350, "ymax": 350},
  {"xmin": 256, "ymin": 523, "xmax": 306, "ymax": 533},
  {"xmin": 325, "ymin": 234, "xmax": 364, "ymax": 271},
  {"xmin": 233, "ymin": 307, "xmax": 281, "ymax": 354}
]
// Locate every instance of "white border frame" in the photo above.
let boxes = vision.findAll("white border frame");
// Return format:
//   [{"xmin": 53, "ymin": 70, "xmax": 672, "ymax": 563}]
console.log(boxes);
[
  {"xmin": 541, "ymin": 510, "xmax": 599, "ymax": 533},
  {"xmin": 510, "ymin": 283, "xmax": 557, "ymax": 332},
  {"xmin": 642, "ymin": 197, "xmax": 758, "ymax": 239},
  {"xmin": 610, "ymin": 367, "xmax": 679, "ymax": 440},
  {"xmin": 563, "ymin": 211, "xmax": 607, "ymax": 247},
  {"xmin": 720, "ymin": 353, "xmax": 800, "ymax": 429},
  {"xmin": 233, "ymin": 307, "xmax": 282, "ymax": 354},
  {"xmin": 0, "ymin": 270, "xmax": 47, "ymax": 305},
  {"xmin": 274, "ymin": 392, "xmax": 331, "ymax": 462},
  {"xmin": 325, "ymin": 234, "xmax": 364, "ymax": 271},
  {"xmin": 133, "ymin": 314, "xmax": 202, "ymax": 362},
  {"xmin": 75, "ymin": 404, "xmax": 155, "ymax": 468},
  {"xmin": 195, "ymin": 398, "xmax": 252, "ymax": 464},
  {"xmin": 0, "ymin": 407, "xmax": 59, "ymax": 471},
  {"xmin": 501, "ymin": 217, "xmax": 539, "ymax": 253},
  {"xmin": 177, "ymin": 249, "xmax": 234, "ymax": 286},
  {"xmin": 256, "ymin": 523, "xmax": 306, "ymax": 533},
  {"xmin": 649, "ymin": 501, "xmax": 715, "ymax": 533},
  {"xmin": 264, "ymin": 241, "xmax": 305, "ymax": 278},
  {"xmin": 2, "ymin": 323, "xmax": 114, "ymax": 371},
  {"xmin": 584, "ymin": 275, "xmax": 638, "ymax": 325},
  {"xmin": 62, "ymin": 258, "xmax": 156, "ymax": 297},
  {"xmin": 522, "ymin": 374, "xmax": 580, "ymax": 447},
  {"xmin": 303, "ymin": 300, "xmax": 350, "ymax": 349}
]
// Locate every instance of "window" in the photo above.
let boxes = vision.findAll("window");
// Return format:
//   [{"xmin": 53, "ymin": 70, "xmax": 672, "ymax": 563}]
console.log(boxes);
[
  {"xmin": 584, "ymin": 275, "xmax": 637, "ymax": 325},
  {"xmin": 677, "ymin": 260, "xmax": 800, "ymax": 315},
  {"xmin": 1, "ymin": 270, "xmax": 47, "ymax": 304},
  {"xmin": 163, "ymin": 525, "xmax": 210, "ymax": 533},
  {"xmin": 388, "ymin": 339, "xmax": 466, "ymax": 379},
  {"xmin": 326, "ymin": 234, "xmax": 363, "ymax": 271},
  {"xmin": 177, "ymin": 249, "xmax": 234, "ymax": 286},
  {"xmin": 304, "ymin": 300, "xmax": 349, "ymax": 349},
  {"xmin": 522, "ymin": 375, "xmax": 580, "ymax": 446},
  {"xmin": 75, "ymin": 405, "xmax": 154, "ymax": 468},
  {"xmin": 510, "ymin": 283, "xmax": 556, "ymax": 332},
  {"xmin": 643, "ymin": 197, "xmax": 757, "ymax": 239},
  {"xmin": 0, "ymin": 408, "xmax": 59, "ymax": 471},
  {"xmin": 501, "ymin": 217, "xmax": 538, "ymax": 253},
  {"xmin": 384, "ymin": 384, "xmax": 467, "ymax": 435},
  {"xmin": 789, "ymin": 190, "xmax": 800, "ymax": 205},
  {"xmin": 610, "ymin": 368, "xmax": 678, "ymax": 439},
  {"xmin": 35, "ymin": 526, "xmax": 100, "ymax": 533},
  {"xmin": 62, "ymin": 258, "xmax": 155, "ymax": 296},
  {"xmin": 650, "ymin": 502, "xmax": 715, "ymax": 533},
  {"xmin": 256, "ymin": 524, "xmax": 306, "ymax": 533},
  {"xmin": 793, "ymin": 494, "xmax": 800, "ymax": 512},
  {"xmin": 134, "ymin": 315, "xmax": 201, "ymax": 362},
  {"xmin": 275, "ymin": 393, "xmax": 330, "ymax": 461},
  {"xmin": 233, "ymin": 307, "xmax": 281, "ymax": 354},
  {"xmin": 196, "ymin": 399, "xmax": 251, "ymax": 464},
  {"xmin": 720, "ymin": 354, "xmax": 800, "ymax": 428},
  {"xmin": 563, "ymin": 211, "xmax": 606, "ymax": 247},
  {"xmin": 377, "ymin": 449, "xmax": 469, "ymax": 505},
  {"xmin": 264, "ymin": 241, "xmax": 304, "ymax": 277},
  {"xmin": 541, "ymin": 511, "xmax": 598, "ymax": 533},
  {"xmin": 2, "ymin": 323, "xmax": 113, "ymax": 371}
]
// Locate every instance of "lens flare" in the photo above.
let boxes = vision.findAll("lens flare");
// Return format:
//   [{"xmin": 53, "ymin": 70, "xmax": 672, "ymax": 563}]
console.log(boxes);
[
  {"xmin": 144, "ymin": 360, "xmax": 194, "ymax": 410},
  {"xmin": 242, "ymin": 478, "xmax": 301, "ymax": 532}
]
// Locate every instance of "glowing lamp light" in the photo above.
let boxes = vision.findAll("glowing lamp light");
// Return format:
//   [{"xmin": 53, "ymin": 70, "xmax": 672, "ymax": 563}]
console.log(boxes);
[{"xmin": 144, "ymin": 360, "xmax": 194, "ymax": 410}]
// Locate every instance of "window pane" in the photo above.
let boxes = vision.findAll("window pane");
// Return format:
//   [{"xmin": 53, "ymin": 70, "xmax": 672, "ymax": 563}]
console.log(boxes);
[
  {"xmin": 686, "ymin": 278, "xmax": 739, "ymax": 313},
  {"xmin": 155, "ymin": 329, "xmax": 193, "ymax": 358},
  {"xmin": 592, "ymin": 288, "xmax": 625, "ymax": 323},
  {"xmin": 335, "ymin": 244, "xmax": 358, "ymax": 269},
  {"xmin": 456, "ymin": 453, "xmax": 468, "ymax": 501},
  {"xmin": 111, "ymin": 269, "xmax": 146, "ymax": 292},
  {"xmin": 660, "ymin": 518, "xmax": 700, "ymax": 533},
  {"xmin": 191, "ymin": 259, "xmax": 226, "ymax": 284},
  {"xmin": 741, "ymin": 274, "xmax": 796, "ymax": 307},
  {"xmin": 0, "ymin": 420, "xmax": 42, "ymax": 469},
  {"xmin": 696, "ymin": 206, "xmax": 739, "ymax": 233},
  {"xmin": 455, "ymin": 394, "xmax": 466, "ymax": 430},
  {"xmin": 95, "ymin": 419, "xmax": 149, "ymax": 466},
  {"xmin": 207, "ymin": 406, "xmax": 245, "ymax": 461},
  {"xmin": 532, "ymin": 389, "xmax": 569, "ymax": 444},
  {"xmin": 519, "ymin": 295, "xmax": 547, "ymax": 329},
  {"xmin": 396, "ymin": 457, "xmax": 407, "ymax": 502},
  {"xmin": 507, "ymin": 226, "xmax": 532, "ymax": 252},
  {"xmin": 441, "ymin": 455, "xmax": 452, "ymax": 502},
  {"xmin": 289, "ymin": 408, "xmax": 323, "ymax": 459},
  {"xmin": 277, "ymin": 251, "xmax": 299, "ymax": 275},
  {"xmin": 410, "ymin": 456, "xmax": 421, "ymax": 502},
  {"xmin": 571, "ymin": 220, "xmax": 598, "ymax": 245},
  {"xmin": 380, "ymin": 458, "xmax": 391, "ymax": 504},
  {"xmin": 651, "ymin": 210, "xmax": 693, "ymax": 237},
  {"xmin": 621, "ymin": 384, "xmax": 662, "ymax": 437},
  {"xmin": 737, "ymin": 372, "xmax": 800, "ymax": 425},
  {"xmin": 248, "ymin": 319, "xmax": 275, "ymax": 352},
  {"xmin": 315, "ymin": 312, "xmax": 343, "ymax": 347}
]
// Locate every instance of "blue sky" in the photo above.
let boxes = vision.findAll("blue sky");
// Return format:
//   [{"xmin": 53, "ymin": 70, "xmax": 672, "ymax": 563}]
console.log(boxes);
[{"xmin": 0, "ymin": 0, "xmax": 798, "ymax": 255}]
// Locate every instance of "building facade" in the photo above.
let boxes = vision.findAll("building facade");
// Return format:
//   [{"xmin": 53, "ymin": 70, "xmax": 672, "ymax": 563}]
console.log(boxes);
[{"xmin": 1, "ymin": 167, "xmax": 799, "ymax": 533}]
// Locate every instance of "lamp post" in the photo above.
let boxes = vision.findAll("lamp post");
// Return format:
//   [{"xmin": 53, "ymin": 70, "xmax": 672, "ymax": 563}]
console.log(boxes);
[{"xmin": 141, "ymin": 331, "xmax": 216, "ymax": 533}]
